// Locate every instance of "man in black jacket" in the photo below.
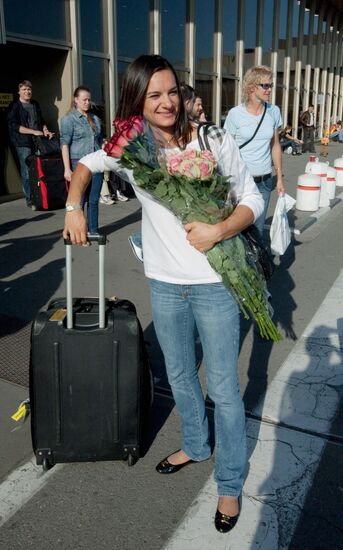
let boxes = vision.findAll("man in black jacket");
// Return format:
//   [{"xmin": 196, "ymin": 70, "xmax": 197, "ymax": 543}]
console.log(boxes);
[
  {"xmin": 300, "ymin": 104, "xmax": 316, "ymax": 154},
  {"xmin": 7, "ymin": 80, "xmax": 54, "ymax": 206}
]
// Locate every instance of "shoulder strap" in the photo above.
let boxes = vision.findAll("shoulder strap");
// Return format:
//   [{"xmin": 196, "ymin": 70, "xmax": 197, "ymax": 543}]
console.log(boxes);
[
  {"xmin": 197, "ymin": 122, "xmax": 225, "ymax": 152},
  {"xmin": 239, "ymin": 102, "xmax": 267, "ymax": 150},
  {"xmin": 197, "ymin": 122, "xmax": 214, "ymax": 151}
]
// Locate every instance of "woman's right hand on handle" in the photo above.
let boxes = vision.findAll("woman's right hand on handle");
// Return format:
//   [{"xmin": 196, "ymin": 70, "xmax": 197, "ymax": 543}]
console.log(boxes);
[
  {"xmin": 63, "ymin": 209, "xmax": 88, "ymax": 245},
  {"xmin": 63, "ymin": 163, "xmax": 93, "ymax": 245}
]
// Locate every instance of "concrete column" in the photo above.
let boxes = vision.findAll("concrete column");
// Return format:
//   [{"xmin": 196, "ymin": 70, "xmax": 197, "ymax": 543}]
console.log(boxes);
[
  {"xmin": 312, "ymin": 4, "xmax": 325, "ymax": 124},
  {"xmin": 332, "ymin": 33, "xmax": 342, "ymax": 122},
  {"xmin": 235, "ymin": 0, "xmax": 244, "ymax": 104},
  {"xmin": 292, "ymin": 0, "xmax": 305, "ymax": 135},
  {"xmin": 325, "ymin": 19, "xmax": 338, "ymax": 128},
  {"xmin": 0, "ymin": 0, "xmax": 6, "ymax": 44},
  {"xmin": 149, "ymin": 0, "xmax": 160, "ymax": 54},
  {"xmin": 318, "ymin": 10, "xmax": 333, "ymax": 137},
  {"xmin": 254, "ymin": 0, "xmax": 264, "ymax": 66},
  {"xmin": 281, "ymin": 0, "xmax": 294, "ymax": 125},
  {"xmin": 270, "ymin": 0, "xmax": 280, "ymax": 105},
  {"xmin": 303, "ymin": 0, "xmax": 315, "ymax": 111},
  {"xmin": 107, "ymin": 0, "xmax": 117, "ymax": 128},
  {"xmin": 186, "ymin": 0, "xmax": 195, "ymax": 85},
  {"xmin": 213, "ymin": 0, "xmax": 223, "ymax": 126},
  {"xmin": 69, "ymin": 0, "xmax": 82, "ymax": 88},
  {"xmin": 338, "ymin": 66, "xmax": 343, "ymax": 121}
]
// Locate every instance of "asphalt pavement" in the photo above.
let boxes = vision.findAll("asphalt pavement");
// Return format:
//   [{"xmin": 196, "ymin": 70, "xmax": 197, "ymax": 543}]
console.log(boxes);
[{"xmin": 0, "ymin": 141, "xmax": 342, "ymax": 549}]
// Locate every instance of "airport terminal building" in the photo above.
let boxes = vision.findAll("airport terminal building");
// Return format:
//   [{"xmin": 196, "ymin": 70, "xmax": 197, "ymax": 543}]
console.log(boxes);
[{"xmin": 0, "ymin": 0, "xmax": 342, "ymax": 199}]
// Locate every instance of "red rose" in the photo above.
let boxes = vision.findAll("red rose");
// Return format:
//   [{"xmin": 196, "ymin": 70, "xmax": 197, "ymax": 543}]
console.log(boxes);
[{"xmin": 105, "ymin": 116, "xmax": 144, "ymax": 158}]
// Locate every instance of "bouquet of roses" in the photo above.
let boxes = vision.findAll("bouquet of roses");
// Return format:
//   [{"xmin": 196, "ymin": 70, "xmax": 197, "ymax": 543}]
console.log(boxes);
[{"xmin": 104, "ymin": 116, "xmax": 281, "ymax": 341}]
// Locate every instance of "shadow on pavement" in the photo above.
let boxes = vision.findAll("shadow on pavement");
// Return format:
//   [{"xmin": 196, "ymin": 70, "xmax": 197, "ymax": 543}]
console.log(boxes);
[
  {"xmin": 101, "ymin": 208, "xmax": 142, "ymax": 237},
  {"xmin": 288, "ymin": 318, "xmax": 343, "ymax": 549},
  {"xmin": 250, "ymin": 319, "xmax": 343, "ymax": 549},
  {"xmin": 0, "ymin": 212, "xmax": 54, "ymax": 238}
]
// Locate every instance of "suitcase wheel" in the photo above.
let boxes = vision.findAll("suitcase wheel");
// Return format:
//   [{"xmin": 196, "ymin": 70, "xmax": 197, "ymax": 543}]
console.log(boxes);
[
  {"xmin": 42, "ymin": 458, "xmax": 53, "ymax": 472},
  {"xmin": 127, "ymin": 453, "xmax": 137, "ymax": 467}
]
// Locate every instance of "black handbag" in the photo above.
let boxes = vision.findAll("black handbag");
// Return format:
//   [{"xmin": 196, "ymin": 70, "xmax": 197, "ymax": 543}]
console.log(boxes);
[
  {"xmin": 241, "ymin": 225, "xmax": 275, "ymax": 280},
  {"xmin": 33, "ymin": 135, "xmax": 61, "ymax": 157},
  {"xmin": 197, "ymin": 121, "xmax": 275, "ymax": 280}
]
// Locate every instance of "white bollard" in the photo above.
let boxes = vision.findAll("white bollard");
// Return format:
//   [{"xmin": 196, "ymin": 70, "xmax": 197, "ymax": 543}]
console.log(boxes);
[
  {"xmin": 333, "ymin": 155, "xmax": 343, "ymax": 186},
  {"xmin": 296, "ymin": 173, "xmax": 321, "ymax": 211},
  {"xmin": 326, "ymin": 165, "xmax": 337, "ymax": 200}
]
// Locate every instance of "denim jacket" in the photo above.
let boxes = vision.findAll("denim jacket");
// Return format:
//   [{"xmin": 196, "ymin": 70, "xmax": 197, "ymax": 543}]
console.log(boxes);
[{"xmin": 59, "ymin": 108, "xmax": 102, "ymax": 160}]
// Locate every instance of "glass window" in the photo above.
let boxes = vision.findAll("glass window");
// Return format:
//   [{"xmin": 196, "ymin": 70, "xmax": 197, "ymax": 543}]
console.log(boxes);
[
  {"xmin": 117, "ymin": 2, "xmax": 149, "ymax": 59},
  {"xmin": 279, "ymin": 0, "xmax": 288, "ymax": 40},
  {"xmin": 223, "ymin": 0, "xmax": 237, "ymax": 57},
  {"xmin": 161, "ymin": 0, "xmax": 186, "ymax": 66},
  {"xmin": 3, "ymin": 0, "xmax": 67, "ymax": 41},
  {"xmin": 304, "ymin": 9, "xmax": 310, "ymax": 35},
  {"xmin": 82, "ymin": 55, "xmax": 107, "ymax": 112},
  {"xmin": 263, "ymin": 0, "xmax": 274, "ymax": 51},
  {"xmin": 221, "ymin": 78, "xmax": 236, "ymax": 124},
  {"xmin": 195, "ymin": 76, "xmax": 213, "ymax": 121},
  {"xmin": 195, "ymin": 0, "xmax": 214, "ymax": 72},
  {"xmin": 244, "ymin": 0, "xmax": 257, "ymax": 50},
  {"xmin": 313, "ymin": 14, "xmax": 319, "ymax": 35},
  {"xmin": 80, "ymin": 0, "xmax": 104, "ymax": 52},
  {"xmin": 292, "ymin": 0, "xmax": 299, "ymax": 38}
]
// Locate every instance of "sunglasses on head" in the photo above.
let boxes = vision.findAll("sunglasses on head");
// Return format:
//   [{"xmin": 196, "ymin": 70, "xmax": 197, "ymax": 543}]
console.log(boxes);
[{"xmin": 258, "ymin": 83, "xmax": 274, "ymax": 90}]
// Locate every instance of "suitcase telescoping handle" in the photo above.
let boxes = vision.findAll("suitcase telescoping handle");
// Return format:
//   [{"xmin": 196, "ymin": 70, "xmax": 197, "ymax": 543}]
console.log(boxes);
[{"xmin": 64, "ymin": 235, "xmax": 107, "ymax": 329}]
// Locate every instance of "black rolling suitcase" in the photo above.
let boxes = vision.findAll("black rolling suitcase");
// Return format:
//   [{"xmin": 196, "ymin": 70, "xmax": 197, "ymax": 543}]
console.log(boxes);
[
  {"xmin": 30, "ymin": 236, "xmax": 152, "ymax": 471},
  {"xmin": 28, "ymin": 154, "xmax": 69, "ymax": 210}
]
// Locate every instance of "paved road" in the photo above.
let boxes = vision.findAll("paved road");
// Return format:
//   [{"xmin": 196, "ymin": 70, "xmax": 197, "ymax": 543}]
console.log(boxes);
[{"xmin": 0, "ymin": 143, "xmax": 342, "ymax": 549}]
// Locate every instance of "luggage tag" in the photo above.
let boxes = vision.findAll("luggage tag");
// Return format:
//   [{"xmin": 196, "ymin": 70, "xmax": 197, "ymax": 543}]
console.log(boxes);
[
  {"xmin": 11, "ymin": 398, "xmax": 30, "ymax": 431},
  {"xmin": 49, "ymin": 308, "xmax": 67, "ymax": 322}
]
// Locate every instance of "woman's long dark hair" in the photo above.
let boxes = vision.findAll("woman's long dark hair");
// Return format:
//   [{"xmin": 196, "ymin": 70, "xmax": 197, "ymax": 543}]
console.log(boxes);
[{"xmin": 116, "ymin": 55, "xmax": 192, "ymax": 145}]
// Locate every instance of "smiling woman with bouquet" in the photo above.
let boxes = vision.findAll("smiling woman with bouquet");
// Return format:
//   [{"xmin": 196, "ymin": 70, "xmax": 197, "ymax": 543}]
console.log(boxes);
[{"xmin": 63, "ymin": 55, "xmax": 265, "ymax": 534}]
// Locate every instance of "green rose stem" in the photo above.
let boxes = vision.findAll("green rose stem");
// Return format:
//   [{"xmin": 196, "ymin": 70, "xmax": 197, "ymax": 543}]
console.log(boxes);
[{"xmin": 117, "ymin": 139, "xmax": 282, "ymax": 341}]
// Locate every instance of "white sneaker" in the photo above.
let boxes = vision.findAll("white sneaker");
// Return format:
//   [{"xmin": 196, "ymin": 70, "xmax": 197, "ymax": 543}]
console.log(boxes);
[
  {"xmin": 99, "ymin": 195, "xmax": 115, "ymax": 205},
  {"xmin": 128, "ymin": 233, "xmax": 143, "ymax": 262},
  {"xmin": 117, "ymin": 190, "xmax": 129, "ymax": 202}
]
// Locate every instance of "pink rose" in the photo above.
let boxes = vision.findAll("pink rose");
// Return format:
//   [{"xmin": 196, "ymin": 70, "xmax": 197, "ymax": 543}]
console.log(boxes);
[
  {"xmin": 200, "ymin": 160, "xmax": 213, "ymax": 179},
  {"xmin": 167, "ymin": 155, "xmax": 183, "ymax": 174}
]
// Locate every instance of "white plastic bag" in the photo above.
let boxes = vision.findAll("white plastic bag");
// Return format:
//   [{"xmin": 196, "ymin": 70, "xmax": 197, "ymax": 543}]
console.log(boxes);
[{"xmin": 270, "ymin": 194, "xmax": 296, "ymax": 256}]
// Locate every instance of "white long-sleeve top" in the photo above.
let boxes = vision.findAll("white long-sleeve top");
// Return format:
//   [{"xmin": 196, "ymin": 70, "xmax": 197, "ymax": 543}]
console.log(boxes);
[{"xmin": 80, "ymin": 131, "xmax": 264, "ymax": 285}]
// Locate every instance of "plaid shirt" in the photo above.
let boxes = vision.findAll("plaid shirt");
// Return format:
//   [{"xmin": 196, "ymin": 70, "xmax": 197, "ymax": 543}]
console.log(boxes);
[{"xmin": 197, "ymin": 123, "xmax": 226, "ymax": 151}]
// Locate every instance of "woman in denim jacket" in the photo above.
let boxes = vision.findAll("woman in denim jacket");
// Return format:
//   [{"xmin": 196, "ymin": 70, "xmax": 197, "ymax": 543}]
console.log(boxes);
[{"xmin": 60, "ymin": 86, "xmax": 103, "ymax": 234}]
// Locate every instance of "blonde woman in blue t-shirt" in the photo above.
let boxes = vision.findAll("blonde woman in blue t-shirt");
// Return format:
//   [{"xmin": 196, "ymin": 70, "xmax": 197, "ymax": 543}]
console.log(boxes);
[{"xmin": 224, "ymin": 66, "xmax": 285, "ymax": 244}]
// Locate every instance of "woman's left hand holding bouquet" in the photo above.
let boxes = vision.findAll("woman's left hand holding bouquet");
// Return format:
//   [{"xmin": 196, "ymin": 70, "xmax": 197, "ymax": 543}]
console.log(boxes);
[
  {"xmin": 185, "ymin": 204, "xmax": 254, "ymax": 253},
  {"xmin": 185, "ymin": 221, "xmax": 222, "ymax": 253}
]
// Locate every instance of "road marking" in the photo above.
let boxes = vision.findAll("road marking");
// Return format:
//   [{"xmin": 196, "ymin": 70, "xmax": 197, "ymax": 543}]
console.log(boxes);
[
  {"xmin": 163, "ymin": 269, "xmax": 343, "ymax": 549},
  {"xmin": 0, "ymin": 458, "xmax": 62, "ymax": 528}
]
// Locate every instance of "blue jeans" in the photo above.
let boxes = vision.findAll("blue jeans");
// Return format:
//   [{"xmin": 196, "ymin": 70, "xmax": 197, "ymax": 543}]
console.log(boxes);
[
  {"xmin": 149, "ymin": 279, "xmax": 246, "ymax": 497},
  {"xmin": 330, "ymin": 130, "xmax": 343, "ymax": 142},
  {"xmin": 16, "ymin": 146, "xmax": 32, "ymax": 202},
  {"xmin": 254, "ymin": 175, "xmax": 276, "ymax": 243},
  {"xmin": 71, "ymin": 159, "xmax": 103, "ymax": 233}
]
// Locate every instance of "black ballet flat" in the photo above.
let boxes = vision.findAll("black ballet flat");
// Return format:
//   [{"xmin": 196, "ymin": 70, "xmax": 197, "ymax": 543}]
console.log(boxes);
[
  {"xmin": 155, "ymin": 451, "xmax": 196, "ymax": 474},
  {"xmin": 214, "ymin": 509, "xmax": 239, "ymax": 533}
]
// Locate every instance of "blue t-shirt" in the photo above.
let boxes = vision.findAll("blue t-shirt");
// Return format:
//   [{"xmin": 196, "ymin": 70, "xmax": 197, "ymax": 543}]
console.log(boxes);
[{"xmin": 224, "ymin": 103, "xmax": 282, "ymax": 176}]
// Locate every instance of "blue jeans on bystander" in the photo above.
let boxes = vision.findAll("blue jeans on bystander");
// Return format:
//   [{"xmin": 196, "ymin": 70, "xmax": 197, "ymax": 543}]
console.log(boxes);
[
  {"xmin": 149, "ymin": 279, "xmax": 246, "ymax": 497},
  {"xmin": 16, "ymin": 146, "xmax": 32, "ymax": 203},
  {"xmin": 253, "ymin": 175, "xmax": 276, "ymax": 243}
]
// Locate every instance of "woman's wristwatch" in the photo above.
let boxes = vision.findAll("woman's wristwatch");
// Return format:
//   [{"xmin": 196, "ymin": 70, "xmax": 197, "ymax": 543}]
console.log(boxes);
[{"xmin": 65, "ymin": 203, "xmax": 82, "ymax": 212}]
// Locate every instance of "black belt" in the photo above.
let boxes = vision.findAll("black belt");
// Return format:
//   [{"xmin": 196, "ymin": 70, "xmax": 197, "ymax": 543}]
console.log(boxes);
[{"xmin": 253, "ymin": 173, "xmax": 272, "ymax": 183}]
